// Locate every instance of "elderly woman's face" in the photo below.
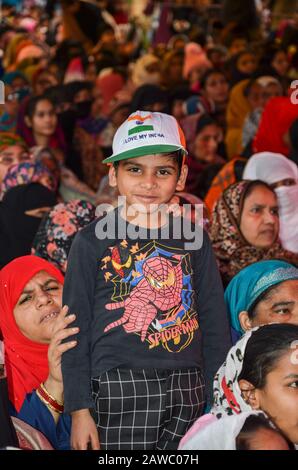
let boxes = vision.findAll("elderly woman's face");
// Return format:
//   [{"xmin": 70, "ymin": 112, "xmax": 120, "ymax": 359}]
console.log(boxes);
[
  {"xmin": 240, "ymin": 280, "xmax": 298, "ymax": 331},
  {"xmin": 240, "ymin": 185, "xmax": 279, "ymax": 248},
  {"xmin": 240, "ymin": 350, "xmax": 298, "ymax": 445},
  {"xmin": 13, "ymin": 271, "xmax": 62, "ymax": 344}
]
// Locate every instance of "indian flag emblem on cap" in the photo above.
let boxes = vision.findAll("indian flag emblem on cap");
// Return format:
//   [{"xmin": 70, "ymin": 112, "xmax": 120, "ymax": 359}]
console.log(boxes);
[
  {"xmin": 128, "ymin": 114, "xmax": 154, "ymax": 136},
  {"xmin": 102, "ymin": 111, "xmax": 188, "ymax": 164}
]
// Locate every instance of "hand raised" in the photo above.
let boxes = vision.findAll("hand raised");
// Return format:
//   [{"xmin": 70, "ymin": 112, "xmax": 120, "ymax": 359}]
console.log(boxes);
[{"xmin": 48, "ymin": 305, "xmax": 79, "ymax": 384}]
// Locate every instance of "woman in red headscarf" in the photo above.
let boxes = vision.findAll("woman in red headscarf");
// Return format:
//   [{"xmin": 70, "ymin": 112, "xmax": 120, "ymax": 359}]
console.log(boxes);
[
  {"xmin": 253, "ymin": 96, "xmax": 298, "ymax": 156},
  {"xmin": 0, "ymin": 256, "xmax": 76, "ymax": 450}
]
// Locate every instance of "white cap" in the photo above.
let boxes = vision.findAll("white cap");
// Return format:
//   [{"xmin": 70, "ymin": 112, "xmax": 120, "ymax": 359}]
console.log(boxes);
[{"xmin": 103, "ymin": 110, "xmax": 187, "ymax": 164}]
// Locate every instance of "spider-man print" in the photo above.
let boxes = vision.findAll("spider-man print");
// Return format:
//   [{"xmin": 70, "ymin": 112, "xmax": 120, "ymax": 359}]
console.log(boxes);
[
  {"xmin": 101, "ymin": 241, "xmax": 199, "ymax": 351},
  {"xmin": 110, "ymin": 245, "xmax": 132, "ymax": 278},
  {"xmin": 104, "ymin": 256, "xmax": 183, "ymax": 341}
]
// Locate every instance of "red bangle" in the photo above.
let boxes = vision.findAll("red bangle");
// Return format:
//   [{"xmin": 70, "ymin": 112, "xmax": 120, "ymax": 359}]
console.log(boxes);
[{"xmin": 37, "ymin": 383, "xmax": 64, "ymax": 414}]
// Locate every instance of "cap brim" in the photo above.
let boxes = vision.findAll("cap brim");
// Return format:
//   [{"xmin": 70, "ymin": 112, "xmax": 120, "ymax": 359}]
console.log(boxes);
[{"xmin": 102, "ymin": 144, "xmax": 187, "ymax": 164}]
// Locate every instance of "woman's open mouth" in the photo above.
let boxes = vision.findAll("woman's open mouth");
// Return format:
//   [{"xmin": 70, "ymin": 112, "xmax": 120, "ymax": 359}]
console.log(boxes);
[{"xmin": 40, "ymin": 310, "xmax": 59, "ymax": 323}]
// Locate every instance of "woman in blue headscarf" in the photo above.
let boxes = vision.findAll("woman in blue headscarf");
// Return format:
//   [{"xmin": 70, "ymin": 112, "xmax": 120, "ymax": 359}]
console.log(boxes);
[{"xmin": 225, "ymin": 259, "xmax": 298, "ymax": 342}]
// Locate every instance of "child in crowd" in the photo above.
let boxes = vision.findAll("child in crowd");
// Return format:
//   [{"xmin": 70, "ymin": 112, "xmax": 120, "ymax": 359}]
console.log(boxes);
[{"xmin": 62, "ymin": 111, "xmax": 231, "ymax": 450}]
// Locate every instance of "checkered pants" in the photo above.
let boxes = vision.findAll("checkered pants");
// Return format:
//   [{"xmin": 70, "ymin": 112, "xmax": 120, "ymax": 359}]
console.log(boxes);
[{"xmin": 91, "ymin": 368, "xmax": 205, "ymax": 450}]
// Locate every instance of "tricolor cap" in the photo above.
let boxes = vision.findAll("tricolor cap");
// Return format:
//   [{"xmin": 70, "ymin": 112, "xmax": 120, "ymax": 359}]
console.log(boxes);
[{"xmin": 102, "ymin": 110, "xmax": 188, "ymax": 164}]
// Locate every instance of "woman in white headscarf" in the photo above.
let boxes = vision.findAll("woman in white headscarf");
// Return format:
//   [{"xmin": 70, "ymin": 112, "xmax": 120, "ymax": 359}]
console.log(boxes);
[
  {"xmin": 243, "ymin": 152, "xmax": 298, "ymax": 253},
  {"xmin": 180, "ymin": 324, "xmax": 298, "ymax": 450},
  {"xmin": 131, "ymin": 54, "xmax": 161, "ymax": 88},
  {"xmin": 179, "ymin": 410, "xmax": 290, "ymax": 450}
]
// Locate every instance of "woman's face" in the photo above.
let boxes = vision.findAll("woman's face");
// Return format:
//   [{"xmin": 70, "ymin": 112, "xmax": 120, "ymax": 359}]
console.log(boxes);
[
  {"xmin": 34, "ymin": 73, "xmax": 58, "ymax": 96},
  {"xmin": 172, "ymin": 38, "xmax": 186, "ymax": 51},
  {"xmin": 0, "ymin": 145, "xmax": 31, "ymax": 183},
  {"xmin": 237, "ymin": 53, "xmax": 257, "ymax": 75},
  {"xmin": 204, "ymin": 73, "xmax": 229, "ymax": 104},
  {"xmin": 4, "ymin": 85, "xmax": 20, "ymax": 116},
  {"xmin": 243, "ymin": 350, "xmax": 298, "ymax": 445},
  {"xmin": 240, "ymin": 185, "xmax": 279, "ymax": 248},
  {"xmin": 271, "ymin": 178, "xmax": 296, "ymax": 190},
  {"xmin": 11, "ymin": 76, "xmax": 28, "ymax": 91},
  {"xmin": 13, "ymin": 270, "xmax": 63, "ymax": 344},
  {"xmin": 111, "ymin": 106, "xmax": 130, "ymax": 128},
  {"xmin": 272, "ymin": 51, "xmax": 289, "ymax": 77},
  {"xmin": 263, "ymin": 82, "xmax": 283, "ymax": 102},
  {"xmin": 172, "ymin": 99, "xmax": 185, "ymax": 119},
  {"xmin": 85, "ymin": 62, "xmax": 97, "ymax": 83},
  {"xmin": 247, "ymin": 83, "xmax": 267, "ymax": 110},
  {"xmin": 229, "ymin": 38, "xmax": 248, "ymax": 56},
  {"xmin": 239, "ymin": 279, "xmax": 298, "ymax": 331},
  {"xmin": 30, "ymin": 100, "xmax": 57, "ymax": 138},
  {"xmin": 193, "ymin": 124, "xmax": 222, "ymax": 163}
]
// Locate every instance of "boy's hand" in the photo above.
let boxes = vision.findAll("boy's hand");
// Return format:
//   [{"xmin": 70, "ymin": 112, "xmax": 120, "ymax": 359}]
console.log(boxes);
[{"xmin": 71, "ymin": 409, "xmax": 100, "ymax": 450}]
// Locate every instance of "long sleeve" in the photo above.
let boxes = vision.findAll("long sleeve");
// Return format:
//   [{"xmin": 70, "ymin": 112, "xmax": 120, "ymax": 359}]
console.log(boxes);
[
  {"xmin": 194, "ymin": 230, "xmax": 231, "ymax": 407},
  {"xmin": 10, "ymin": 391, "xmax": 71, "ymax": 450},
  {"xmin": 61, "ymin": 230, "xmax": 98, "ymax": 414}
]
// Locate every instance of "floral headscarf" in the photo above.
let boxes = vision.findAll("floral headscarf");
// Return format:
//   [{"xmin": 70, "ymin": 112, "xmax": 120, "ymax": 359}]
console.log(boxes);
[
  {"xmin": 211, "ymin": 328, "xmax": 256, "ymax": 418},
  {"xmin": 0, "ymin": 161, "xmax": 58, "ymax": 199},
  {"xmin": 31, "ymin": 146, "xmax": 61, "ymax": 183},
  {"xmin": 32, "ymin": 200, "xmax": 96, "ymax": 273},
  {"xmin": 0, "ymin": 132, "xmax": 27, "ymax": 153},
  {"xmin": 209, "ymin": 180, "xmax": 298, "ymax": 283}
]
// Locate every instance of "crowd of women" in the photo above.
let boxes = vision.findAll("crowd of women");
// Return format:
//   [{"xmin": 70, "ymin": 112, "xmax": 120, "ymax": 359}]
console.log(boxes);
[{"xmin": 0, "ymin": 0, "xmax": 298, "ymax": 451}]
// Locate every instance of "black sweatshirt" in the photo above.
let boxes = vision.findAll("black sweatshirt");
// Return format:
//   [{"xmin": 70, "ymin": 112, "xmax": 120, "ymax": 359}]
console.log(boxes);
[{"xmin": 62, "ymin": 210, "xmax": 231, "ymax": 413}]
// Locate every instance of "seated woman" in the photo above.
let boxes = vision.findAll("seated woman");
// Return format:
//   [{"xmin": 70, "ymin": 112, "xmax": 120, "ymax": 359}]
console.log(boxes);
[
  {"xmin": 253, "ymin": 97, "xmax": 298, "ymax": 157},
  {"xmin": 17, "ymin": 94, "xmax": 98, "ymax": 203},
  {"xmin": 0, "ymin": 161, "xmax": 58, "ymax": 200},
  {"xmin": 184, "ymin": 114, "xmax": 225, "ymax": 199},
  {"xmin": 209, "ymin": 180, "xmax": 298, "ymax": 286},
  {"xmin": 18, "ymin": 95, "xmax": 66, "ymax": 153},
  {"xmin": 243, "ymin": 151, "xmax": 298, "ymax": 253},
  {"xmin": 30, "ymin": 146, "xmax": 98, "ymax": 204},
  {"xmin": 204, "ymin": 157, "xmax": 247, "ymax": 215},
  {"xmin": 0, "ymin": 255, "xmax": 77, "ymax": 449},
  {"xmin": 32, "ymin": 200, "xmax": 96, "ymax": 273},
  {"xmin": 180, "ymin": 323, "xmax": 298, "ymax": 449},
  {"xmin": 241, "ymin": 77, "xmax": 283, "ymax": 152},
  {"xmin": 225, "ymin": 259, "xmax": 298, "ymax": 339},
  {"xmin": 0, "ymin": 183, "xmax": 57, "ymax": 269},
  {"xmin": 0, "ymin": 133, "xmax": 31, "ymax": 185},
  {"xmin": 1, "ymin": 362, "xmax": 53, "ymax": 450}
]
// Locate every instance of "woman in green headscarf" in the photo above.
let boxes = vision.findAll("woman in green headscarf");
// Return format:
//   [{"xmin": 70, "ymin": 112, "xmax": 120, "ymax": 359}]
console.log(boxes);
[{"xmin": 225, "ymin": 259, "xmax": 298, "ymax": 340}]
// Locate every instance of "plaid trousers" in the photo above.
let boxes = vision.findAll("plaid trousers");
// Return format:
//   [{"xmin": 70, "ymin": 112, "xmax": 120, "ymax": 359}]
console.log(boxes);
[{"xmin": 91, "ymin": 368, "xmax": 205, "ymax": 450}]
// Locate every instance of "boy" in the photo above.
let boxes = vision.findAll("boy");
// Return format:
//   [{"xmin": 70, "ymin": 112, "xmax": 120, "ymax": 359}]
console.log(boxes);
[{"xmin": 62, "ymin": 111, "xmax": 231, "ymax": 450}]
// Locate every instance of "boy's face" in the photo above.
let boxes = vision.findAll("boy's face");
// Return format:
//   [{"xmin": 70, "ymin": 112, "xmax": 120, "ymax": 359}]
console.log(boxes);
[{"xmin": 108, "ymin": 154, "xmax": 188, "ymax": 214}]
